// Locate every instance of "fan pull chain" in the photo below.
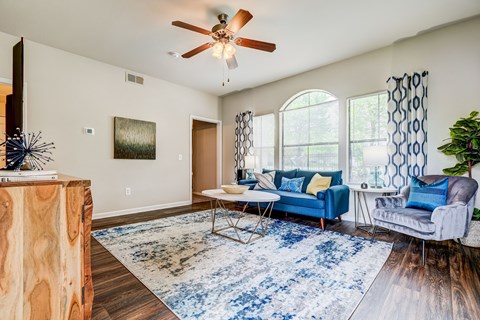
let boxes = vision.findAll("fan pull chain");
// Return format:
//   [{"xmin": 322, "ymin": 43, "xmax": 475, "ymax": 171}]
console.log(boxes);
[
  {"xmin": 221, "ymin": 61, "xmax": 231, "ymax": 86},
  {"xmin": 222, "ymin": 61, "xmax": 225, "ymax": 86}
]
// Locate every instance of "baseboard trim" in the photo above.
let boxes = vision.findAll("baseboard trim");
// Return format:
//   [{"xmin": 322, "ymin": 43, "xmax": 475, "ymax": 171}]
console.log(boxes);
[{"xmin": 93, "ymin": 200, "xmax": 192, "ymax": 220}]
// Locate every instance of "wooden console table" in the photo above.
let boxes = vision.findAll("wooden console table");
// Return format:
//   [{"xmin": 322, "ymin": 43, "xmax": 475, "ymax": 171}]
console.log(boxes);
[{"xmin": 0, "ymin": 175, "xmax": 94, "ymax": 320}]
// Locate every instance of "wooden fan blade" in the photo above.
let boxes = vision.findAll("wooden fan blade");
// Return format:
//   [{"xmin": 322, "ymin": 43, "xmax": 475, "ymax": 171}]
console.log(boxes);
[
  {"xmin": 234, "ymin": 37, "xmax": 276, "ymax": 52},
  {"xmin": 226, "ymin": 55, "xmax": 238, "ymax": 70},
  {"xmin": 181, "ymin": 43, "xmax": 212, "ymax": 58},
  {"xmin": 172, "ymin": 21, "xmax": 211, "ymax": 35},
  {"xmin": 226, "ymin": 9, "xmax": 253, "ymax": 34}
]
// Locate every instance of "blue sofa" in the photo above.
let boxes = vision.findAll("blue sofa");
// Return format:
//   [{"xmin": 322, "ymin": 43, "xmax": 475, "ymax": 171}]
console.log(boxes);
[{"xmin": 239, "ymin": 169, "xmax": 350, "ymax": 229}]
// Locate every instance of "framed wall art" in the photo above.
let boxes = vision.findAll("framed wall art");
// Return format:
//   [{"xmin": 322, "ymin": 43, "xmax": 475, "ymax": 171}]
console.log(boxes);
[{"xmin": 114, "ymin": 117, "xmax": 156, "ymax": 160}]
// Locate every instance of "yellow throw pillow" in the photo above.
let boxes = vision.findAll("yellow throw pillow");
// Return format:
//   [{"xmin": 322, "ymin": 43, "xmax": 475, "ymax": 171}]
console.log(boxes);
[{"xmin": 306, "ymin": 174, "xmax": 332, "ymax": 195}]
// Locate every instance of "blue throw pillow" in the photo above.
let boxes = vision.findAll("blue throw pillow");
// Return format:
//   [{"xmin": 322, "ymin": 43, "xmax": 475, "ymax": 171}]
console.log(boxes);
[
  {"xmin": 406, "ymin": 176, "xmax": 449, "ymax": 211},
  {"xmin": 278, "ymin": 177, "xmax": 305, "ymax": 193},
  {"xmin": 264, "ymin": 169, "xmax": 298, "ymax": 189}
]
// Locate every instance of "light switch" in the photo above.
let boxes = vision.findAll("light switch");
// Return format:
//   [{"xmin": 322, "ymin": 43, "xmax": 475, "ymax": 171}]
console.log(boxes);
[{"xmin": 178, "ymin": 154, "xmax": 183, "ymax": 161}]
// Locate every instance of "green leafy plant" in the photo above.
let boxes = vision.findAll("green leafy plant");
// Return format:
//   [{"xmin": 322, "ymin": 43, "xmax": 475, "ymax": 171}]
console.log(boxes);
[
  {"xmin": 438, "ymin": 111, "xmax": 480, "ymax": 221},
  {"xmin": 438, "ymin": 111, "xmax": 480, "ymax": 177},
  {"xmin": 473, "ymin": 208, "xmax": 480, "ymax": 221}
]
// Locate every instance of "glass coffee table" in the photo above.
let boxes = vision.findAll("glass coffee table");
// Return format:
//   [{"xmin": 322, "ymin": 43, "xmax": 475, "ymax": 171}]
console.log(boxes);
[{"xmin": 202, "ymin": 189, "xmax": 280, "ymax": 244}]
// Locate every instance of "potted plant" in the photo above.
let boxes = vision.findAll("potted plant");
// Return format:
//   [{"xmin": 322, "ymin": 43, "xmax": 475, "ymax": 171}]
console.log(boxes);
[{"xmin": 438, "ymin": 111, "xmax": 480, "ymax": 247}]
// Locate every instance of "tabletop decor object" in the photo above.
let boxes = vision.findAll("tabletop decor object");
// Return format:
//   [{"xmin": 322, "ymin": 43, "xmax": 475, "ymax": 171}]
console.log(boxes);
[
  {"xmin": 0, "ymin": 130, "xmax": 55, "ymax": 171},
  {"xmin": 244, "ymin": 155, "xmax": 256, "ymax": 180},
  {"xmin": 221, "ymin": 184, "xmax": 249, "ymax": 194},
  {"xmin": 363, "ymin": 145, "xmax": 387, "ymax": 188}
]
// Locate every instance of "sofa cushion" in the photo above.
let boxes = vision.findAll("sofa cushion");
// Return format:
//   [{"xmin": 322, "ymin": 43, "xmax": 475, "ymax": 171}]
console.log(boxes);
[
  {"xmin": 306, "ymin": 174, "xmax": 332, "ymax": 195},
  {"xmin": 278, "ymin": 177, "xmax": 304, "ymax": 193},
  {"xmin": 263, "ymin": 169, "xmax": 297, "ymax": 189},
  {"xmin": 406, "ymin": 176, "xmax": 448, "ymax": 211},
  {"xmin": 260, "ymin": 189, "xmax": 325, "ymax": 209},
  {"xmin": 253, "ymin": 172, "xmax": 276, "ymax": 190},
  {"xmin": 373, "ymin": 207, "xmax": 435, "ymax": 234},
  {"xmin": 296, "ymin": 170, "xmax": 343, "ymax": 192}
]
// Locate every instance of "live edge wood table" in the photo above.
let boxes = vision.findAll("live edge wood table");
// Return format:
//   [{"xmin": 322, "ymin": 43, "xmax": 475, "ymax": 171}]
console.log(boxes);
[
  {"xmin": 202, "ymin": 189, "xmax": 280, "ymax": 244},
  {"xmin": 0, "ymin": 174, "xmax": 94, "ymax": 320}
]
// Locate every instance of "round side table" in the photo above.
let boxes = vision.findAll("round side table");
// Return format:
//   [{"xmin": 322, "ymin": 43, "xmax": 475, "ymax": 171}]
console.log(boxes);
[{"xmin": 349, "ymin": 185, "xmax": 397, "ymax": 234}]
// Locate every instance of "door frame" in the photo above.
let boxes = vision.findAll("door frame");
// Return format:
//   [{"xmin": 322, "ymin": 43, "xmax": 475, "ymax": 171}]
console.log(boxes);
[
  {"xmin": 190, "ymin": 115, "xmax": 222, "ymax": 203},
  {"xmin": 0, "ymin": 77, "xmax": 28, "ymax": 131}
]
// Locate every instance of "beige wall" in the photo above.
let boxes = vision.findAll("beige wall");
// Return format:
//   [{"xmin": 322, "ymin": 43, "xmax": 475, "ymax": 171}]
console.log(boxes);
[
  {"xmin": 0, "ymin": 31, "xmax": 221, "ymax": 216},
  {"xmin": 192, "ymin": 120, "xmax": 217, "ymax": 193},
  {"xmin": 221, "ymin": 17, "xmax": 480, "ymax": 219}
]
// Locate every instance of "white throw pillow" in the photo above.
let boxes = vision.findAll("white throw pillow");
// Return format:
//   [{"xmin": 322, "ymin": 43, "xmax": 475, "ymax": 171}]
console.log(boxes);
[{"xmin": 254, "ymin": 171, "xmax": 277, "ymax": 190}]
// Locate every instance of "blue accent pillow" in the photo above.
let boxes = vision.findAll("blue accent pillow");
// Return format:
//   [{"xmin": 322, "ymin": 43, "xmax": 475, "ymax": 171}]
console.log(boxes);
[
  {"xmin": 278, "ymin": 177, "xmax": 305, "ymax": 193},
  {"xmin": 263, "ymin": 169, "xmax": 298, "ymax": 189},
  {"xmin": 406, "ymin": 177, "xmax": 449, "ymax": 211}
]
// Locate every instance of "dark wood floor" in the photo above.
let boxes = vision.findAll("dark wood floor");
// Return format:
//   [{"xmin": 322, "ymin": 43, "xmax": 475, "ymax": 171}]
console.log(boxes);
[{"xmin": 91, "ymin": 201, "xmax": 480, "ymax": 320}]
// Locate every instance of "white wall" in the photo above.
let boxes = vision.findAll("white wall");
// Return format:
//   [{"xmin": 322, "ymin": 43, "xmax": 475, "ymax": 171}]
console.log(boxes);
[
  {"xmin": 0, "ymin": 31, "xmax": 221, "ymax": 216},
  {"xmin": 221, "ymin": 17, "xmax": 480, "ymax": 219}
]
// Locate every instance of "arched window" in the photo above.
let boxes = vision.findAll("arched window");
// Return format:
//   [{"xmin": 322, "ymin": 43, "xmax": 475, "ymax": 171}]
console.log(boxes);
[{"xmin": 280, "ymin": 90, "xmax": 339, "ymax": 170}]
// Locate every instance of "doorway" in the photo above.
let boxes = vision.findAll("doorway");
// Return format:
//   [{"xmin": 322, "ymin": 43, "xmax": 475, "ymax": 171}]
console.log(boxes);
[
  {"xmin": 191, "ymin": 117, "xmax": 221, "ymax": 203},
  {"xmin": 0, "ymin": 82, "xmax": 13, "ymax": 168}
]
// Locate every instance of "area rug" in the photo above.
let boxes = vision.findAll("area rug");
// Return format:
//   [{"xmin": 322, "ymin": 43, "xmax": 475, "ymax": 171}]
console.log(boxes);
[{"xmin": 92, "ymin": 210, "xmax": 392, "ymax": 320}]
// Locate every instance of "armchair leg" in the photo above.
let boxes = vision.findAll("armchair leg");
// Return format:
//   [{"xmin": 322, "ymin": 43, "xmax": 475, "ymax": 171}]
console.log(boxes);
[
  {"xmin": 371, "ymin": 225, "xmax": 378, "ymax": 242},
  {"xmin": 338, "ymin": 215, "xmax": 342, "ymax": 222},
  {"xmin": 422, "ymin": 240, "xmax": 425, "ymax": 266},
  {"xmin": 320, "ymin": 218, "xmax": 325, "ymax": 230},
  {"xmin": 457, "ymin": 238, "xmax": 466, "ymax": 255}
]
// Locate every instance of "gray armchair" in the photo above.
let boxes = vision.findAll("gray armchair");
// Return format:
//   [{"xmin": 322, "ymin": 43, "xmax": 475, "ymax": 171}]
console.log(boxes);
[{"xmin": 371, "ymin": 175, "xmax": 478, "ymax": 265}]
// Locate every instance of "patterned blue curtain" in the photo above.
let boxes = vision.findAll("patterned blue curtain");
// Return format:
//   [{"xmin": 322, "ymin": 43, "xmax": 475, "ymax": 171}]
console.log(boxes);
[
  {"xmin": 386, "ymin": 71, "xmax": 428, "ymax": 189},
  {"xmin": 234, "ymin": 111, "xmax": 254, "ymax": 180}
]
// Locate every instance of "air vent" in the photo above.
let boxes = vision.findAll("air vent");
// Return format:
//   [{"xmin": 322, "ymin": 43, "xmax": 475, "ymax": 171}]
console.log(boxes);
[{"xmin": 125, "ymin": 72, "xmax": 144, "ymax": 85}]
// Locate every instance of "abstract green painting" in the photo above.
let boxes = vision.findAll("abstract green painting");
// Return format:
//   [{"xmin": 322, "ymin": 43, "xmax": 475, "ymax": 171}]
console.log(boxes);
[{"xmin": 114, "ymin": 117, "xmax": 156, "ymax": 159}]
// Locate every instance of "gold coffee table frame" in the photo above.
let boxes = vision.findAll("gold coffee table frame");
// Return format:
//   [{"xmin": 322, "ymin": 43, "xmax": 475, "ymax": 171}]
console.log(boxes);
[{"xmin": 202, "ymin": 189, "xmax": 280, "ymax": 244}]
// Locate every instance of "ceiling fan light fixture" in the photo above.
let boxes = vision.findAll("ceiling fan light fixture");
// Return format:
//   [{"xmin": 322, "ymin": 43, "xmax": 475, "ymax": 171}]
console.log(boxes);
[
  {"xmin": 223, "ymin": 43, "xmax": 236, "ymax": 59},
  {"xmin": 212, "ymin": 42, "xmax": 223, "ymax": 59}
]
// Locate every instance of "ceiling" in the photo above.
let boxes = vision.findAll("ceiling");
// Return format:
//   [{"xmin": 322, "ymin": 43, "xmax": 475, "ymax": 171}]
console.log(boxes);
[{"xmin": 0, "ymin": 1, "xmax": 479, "ymax": 97}]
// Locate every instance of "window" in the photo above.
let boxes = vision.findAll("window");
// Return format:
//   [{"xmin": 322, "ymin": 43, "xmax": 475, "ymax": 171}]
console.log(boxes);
[
  {"xmin": 348, "ymin": 92, "xmax": 388, "ymax": 183},
  {"xmin": 280, "ymin": 90, "xmax": 339, "ymax": 171},
  {"xmin": 253, "ymin": 113, "xmax": 275, "ymax": 170}
]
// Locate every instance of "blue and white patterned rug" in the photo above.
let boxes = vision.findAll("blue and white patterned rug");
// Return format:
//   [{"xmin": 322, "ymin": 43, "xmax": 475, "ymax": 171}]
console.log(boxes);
[{"xmin": 93, "ymin": 211, "xmax": 392, "ymax": 320}]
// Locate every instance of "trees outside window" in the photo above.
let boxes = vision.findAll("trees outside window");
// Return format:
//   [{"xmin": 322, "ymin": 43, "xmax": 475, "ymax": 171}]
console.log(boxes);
[
  {"xmin": 280, "ymin": 90, "xmax": 339, "ymax": 170},
  {"xmin": 348, "ymin": 92, "xmax": 388, "ymax": 183}
]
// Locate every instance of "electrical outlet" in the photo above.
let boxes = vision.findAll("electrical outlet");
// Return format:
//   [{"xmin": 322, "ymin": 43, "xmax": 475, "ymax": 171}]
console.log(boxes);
[{"xmin": 125, "ymin": 187, "xmax": 131, "ymax": 196}]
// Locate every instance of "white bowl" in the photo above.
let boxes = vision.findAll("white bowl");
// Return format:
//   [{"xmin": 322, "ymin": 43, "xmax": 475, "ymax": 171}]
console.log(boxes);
[{"xmin": 221, "ymin": 185, "xmax": 249, "ymax": 194}]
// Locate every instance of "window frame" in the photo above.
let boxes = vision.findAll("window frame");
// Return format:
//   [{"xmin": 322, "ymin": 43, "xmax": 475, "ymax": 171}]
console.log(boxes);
[
  {"xmin": 346, "ymin": 90, "xmax": 388, "ymax": 184},
  {"xmin": 279, "ymin": 89, "xmax": 339, "ymax": 171},
  {"xmin": 253, "ymin": 113, "xmax": 275, "ymax": 170}
]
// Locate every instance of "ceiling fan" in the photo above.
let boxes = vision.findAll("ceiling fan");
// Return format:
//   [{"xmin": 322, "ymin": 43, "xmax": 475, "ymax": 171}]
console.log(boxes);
[{"xmin": 172, "ymin": 9, "xmax": 276, "ymax": 70}]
